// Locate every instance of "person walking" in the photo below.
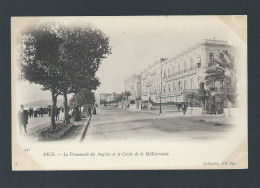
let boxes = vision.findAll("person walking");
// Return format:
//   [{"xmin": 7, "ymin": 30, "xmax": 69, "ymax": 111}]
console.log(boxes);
[
  {"xmin": 210, "ymin": 102, "xmax": 216, "ymax": 115},
  {"xmin": 18, "ymin": 105, "xmax": 28, "ymax": 133},
  {"xmin": 92, "ymin": 106, "xmax": 96, "ymax": 115},
  {"xmin": 39, "ymin": 106, "xmax": 43, "ymax": 117},
  {"xmin": 48, "ymin": 107, "xmax": 51, "ymax": 117},
  {"xmin": 55, "ymin": 106, "xmax": 60, "ymax": 121},
  {"xmin": 182, "ymin": 103, "xmax": 187, "ymax": 115}
]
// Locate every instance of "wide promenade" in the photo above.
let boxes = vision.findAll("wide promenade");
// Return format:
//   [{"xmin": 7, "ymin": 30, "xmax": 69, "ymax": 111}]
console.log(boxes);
[{"xmin": 22, "ymin": 106, "xmax": 233, "ymax": 142}]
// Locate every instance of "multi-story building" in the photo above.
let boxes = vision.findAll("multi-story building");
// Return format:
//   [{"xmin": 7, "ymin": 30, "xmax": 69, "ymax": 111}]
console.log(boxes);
[
  {"xmin": 140, "ymin": 60, "xmax": 162, "ymax": 102},
  {"xmin": 124, "ymin": 74, "xmax": 141, "ymax": 100},
  {"xmin": 141, "ymin": 39, "xmax": 232, "ymax": 103}
]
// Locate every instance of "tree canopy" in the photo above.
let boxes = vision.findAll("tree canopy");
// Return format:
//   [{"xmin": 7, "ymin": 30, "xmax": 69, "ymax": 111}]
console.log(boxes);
[
  {"xmin": 205, "ymin": 50, "xmax": 237, "ymax": 94},
  {"xmin": 19, "ymin": 22, "xmax": 111, "ymax": 127}
]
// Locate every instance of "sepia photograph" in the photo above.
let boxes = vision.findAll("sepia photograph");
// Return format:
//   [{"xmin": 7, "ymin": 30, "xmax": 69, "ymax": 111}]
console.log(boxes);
[{"xmin": 11, "ymin": 16, "xmax": 247, "ymax": 170}]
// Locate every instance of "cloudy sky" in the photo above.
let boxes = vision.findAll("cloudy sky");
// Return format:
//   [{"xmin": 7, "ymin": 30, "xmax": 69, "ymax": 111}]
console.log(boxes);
[{"xmin": 12, "ymin": 16, "xmax": 245, "ymax": 104}]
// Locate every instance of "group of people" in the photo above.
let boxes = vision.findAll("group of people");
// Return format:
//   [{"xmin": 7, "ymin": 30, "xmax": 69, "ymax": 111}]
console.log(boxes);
[
  {"xmin": 18, "ymin": 105, "xmax": 66, "ymax": 134},
  {"xmin": 28, "ymin": 106, "xmax": 51, "ymax": 118},
  {"xmin": 140, "ymin": 104, "xmax": 148, "ymax": 111},
  {"xmin": 176, "ymin": 103, "xmax": 188, "ymax": 115}
]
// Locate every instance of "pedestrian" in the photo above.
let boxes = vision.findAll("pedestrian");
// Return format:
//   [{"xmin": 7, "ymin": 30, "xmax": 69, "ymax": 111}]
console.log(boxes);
[
  {"xmin": 39, "ymin": 106, "xmax": 43, "ymax": 117},
  {"xmin": 18, "ymin": 105, "xmax": 28, "ymax": 133},
  {"xmin": 210, "ymin": 102, "xmax": 216, "ymax": 115},
  {"xmin": 28, "ymin": 107, "xmax": 32, "ymax": 118},
  {"xmin": 87, "ymin": 107, "xmax": 92, "ymax": 116},
  {"xmin": 182, "ymin": 103, "xmax": 187, "ymax": 115},
  {"xmin": 93, "ymin": 106, "xmax": 96, "ymax": 115},
  {"xmin": 48, "ymin": 107, "xmax": 51, "ymax": 117},
  {"xmin": 55, "ymin": 106, "xmax": 60, "ymax": 121},
  {"xmin": 33, "ymin": 109, "xmax": 37, "ymax": 118},
  {"xmin": 37, "ymin": 108, "xmax": 40, "ymax": 117}
]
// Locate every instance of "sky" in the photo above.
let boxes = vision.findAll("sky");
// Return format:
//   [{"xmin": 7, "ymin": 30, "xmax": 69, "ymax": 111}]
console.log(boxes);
[{"xmin": 12, "ymin": 16, "xmax": 245, "ymax": 104}]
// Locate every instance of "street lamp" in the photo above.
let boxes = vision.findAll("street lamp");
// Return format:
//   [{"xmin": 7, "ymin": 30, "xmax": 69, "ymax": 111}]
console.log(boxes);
[{"xmin": 159, "ymin": 66, "xmax": 163, "ymax": 114}]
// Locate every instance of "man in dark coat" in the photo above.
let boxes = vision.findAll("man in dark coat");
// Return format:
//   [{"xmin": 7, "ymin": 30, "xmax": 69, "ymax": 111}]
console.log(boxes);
[
  {"xmin": 210, "ymin": 102, "xmax": 216, "ymax": 115},
  {"xmin": 92, "ymin": 106, "xmax": 96, "ymax": 115},
  {"xmin": 182, "ymin": 103, "xmax": 187, "ymax": 115},
  {"xmin": 18, "ymin": 105, "xmax": 28, "ymax": 133}
]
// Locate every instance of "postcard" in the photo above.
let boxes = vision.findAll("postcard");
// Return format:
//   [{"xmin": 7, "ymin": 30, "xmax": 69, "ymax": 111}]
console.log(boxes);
[{"xmin": 11, "ymin": 16, "xmax": 247, "ymax": 170}]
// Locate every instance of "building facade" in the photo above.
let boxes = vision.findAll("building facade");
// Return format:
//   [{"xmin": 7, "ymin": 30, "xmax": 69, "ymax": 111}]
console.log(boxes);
[
  {"xmin": 96, "ymin": 93, "xmax": 112, "ymax": 105},
  {"xmin": 140, "ymin": 39, "xmax": 232, "ymax": 103},
  {"xmin": 124, "ymin": 74, "xmax": 141, "ymax": 100}
]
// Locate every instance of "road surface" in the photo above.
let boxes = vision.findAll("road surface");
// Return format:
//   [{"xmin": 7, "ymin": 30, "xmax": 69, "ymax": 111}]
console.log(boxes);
[{"xmin": 83, "ymin": 106, "xmax": 233, "ymax": 142}]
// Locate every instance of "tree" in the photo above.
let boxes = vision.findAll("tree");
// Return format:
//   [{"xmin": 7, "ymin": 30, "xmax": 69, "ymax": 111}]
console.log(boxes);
[
  {"xmin": 19, "ymin": 24, "xmax": 64, "ymax": 128},
  {"xmin": 19, "ymin": 23, "xmax": 111, "ymax": 128},
  {"xmin": 116, "ymin": 93, "xmax": 125, "ymax": 108},
  {"xmin": 205, "ymin": 50, "xmax": 237, "ymax": 96},
  {"xmin": 123, "ymin": 91, "xmax": 131, "ymax": 100},
  {"xmin": 58, "ymin": 24, "xmax": 111, "ymax": 123},
  {"xmin": 70, "ymin": 89, "xmax": 95, "ymax": 107}
]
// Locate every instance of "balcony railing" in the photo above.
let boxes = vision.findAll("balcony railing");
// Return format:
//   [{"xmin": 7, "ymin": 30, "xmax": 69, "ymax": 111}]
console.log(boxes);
[{"xmin": 183, "ymin": 89, "xmax": 199, "ymax": 94}]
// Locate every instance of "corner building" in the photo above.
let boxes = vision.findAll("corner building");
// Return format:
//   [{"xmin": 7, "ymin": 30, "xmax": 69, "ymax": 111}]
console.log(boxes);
[
  {"xmin": 141, "ymin": 39, "xmax": 232, "ymax": 103},
  {"xmin": 124, "ymin": 74, "xmax": 141, "ymax": 100}
]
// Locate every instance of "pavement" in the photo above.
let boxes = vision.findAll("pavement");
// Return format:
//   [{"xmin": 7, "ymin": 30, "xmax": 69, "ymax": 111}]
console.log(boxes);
[
  {"xmin": 19, "ymin": 106, "xmax": 234, "ymax": 142},
  {"xmin": 83, "ymin": 106, "xmax": 233, "ymax": 142}
]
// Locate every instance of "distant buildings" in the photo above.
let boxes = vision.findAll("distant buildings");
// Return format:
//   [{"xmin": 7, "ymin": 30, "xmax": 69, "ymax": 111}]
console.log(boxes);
[
  {"xmin": 96, "ymin": 92, "xmax": 120, "ymax": 105},
  {"xmin": 125, "ymin": 39, "xmax": 232, "ymax": 103},
  {"xmin": 124, "ymin": 74, "xmax": 141, "ymax": 100}
]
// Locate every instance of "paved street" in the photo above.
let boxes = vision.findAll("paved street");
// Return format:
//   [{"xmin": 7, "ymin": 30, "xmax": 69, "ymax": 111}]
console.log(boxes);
[
  {"xmin": 19, "ymin": 106, "xmax": 234, "ymax": 142},
  {"xmin": 84, "ymin": 106, "xmax": 233, "ymax": 142}
]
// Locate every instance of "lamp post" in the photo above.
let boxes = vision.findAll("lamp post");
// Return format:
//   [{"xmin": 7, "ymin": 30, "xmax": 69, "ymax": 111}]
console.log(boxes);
[{"xmin": 159, "ymin": 70, "xmax": 162, "ymax": 114}]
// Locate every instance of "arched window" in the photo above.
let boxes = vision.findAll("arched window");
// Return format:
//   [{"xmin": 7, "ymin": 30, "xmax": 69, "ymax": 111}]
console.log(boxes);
[
  {"xmin": 184, "ymin": 80, "xmax": 187, "ymax": 89},
  {"xmin": 190, "ymin": 78, "xmax": 194, "ymax": 89},
  {"xmin": 190, "ymin": 58, "xmax": 194, "ymax": 70},
  {"xmin": 178, "ymin": 81, "xmax": 182, "ymax": 91},
  {"xmin": 178, "ymin": 63, "xmax": 181, "ymax": 74},
  {"xmin": 197, "ymin": 56, "xmax": 201, "ymax": 69},
  {"xmin": 209, "ymin": 52, "xmax": 214, "ymax": 66},
  {"xmin": 198, "ymin": 76, "xmax": 202, "ymax": 88},
  {"xmin": 184, "ymin": 61, "xmax": 187, "ymax": 72}
]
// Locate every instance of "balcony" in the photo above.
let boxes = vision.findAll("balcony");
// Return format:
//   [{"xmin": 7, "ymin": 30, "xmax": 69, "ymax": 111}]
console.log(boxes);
[{"xmin": 183, "ymin": 89, "xmax": 199, "ymax": 94}]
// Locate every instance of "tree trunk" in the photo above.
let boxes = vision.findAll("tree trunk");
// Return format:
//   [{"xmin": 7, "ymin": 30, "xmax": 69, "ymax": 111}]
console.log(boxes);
[
  {"xmin": 75, "ymin": 93, "xmax": 78, "ymax": 107},
  {"xmin": 63, "ymin": 89, "xmax": 70, "ymax": 123},
  {"xmin": 51, "ymin": 90, "xmax": 57, "ymax": 129}
]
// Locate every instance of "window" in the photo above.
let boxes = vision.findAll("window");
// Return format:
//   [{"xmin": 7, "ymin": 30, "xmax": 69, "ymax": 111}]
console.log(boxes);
[
  {"xmin": 198, "ymin": 76, "xmax": 202, "ymax": 88},
  {"xmin": 197, "ymin": 56, "xmax": 201, "ymax": 69},
  {"xmin": 184, "ymin": 80, "xmax": 187, "ymax": 89},
  {"xmin": 209, "ymin": 52, "xmax": 214, "ymax": 66},
  {"xmin": 178, "ymin": 81, "xmax": 182, "ymax": 91},
  {"xmin": 184, "ymin": 61, "xmax": 187, "ymax": 72},
  {"xmin": 173, "ymin": 82, "xmax": 175, "ymax": 92},
  {"xmin": 168, "ymin": 84, "xmax": 171, "ymax": 92},
  {"xmin": 172, "ymin": 66, "xmax": 175, "ymax": 76},
  {"xmin": 190, "ymin": 78, "xmax": 194, "ymax": 89},
  {"xmin": 178, "ymin": 64, "xmax": 180, "ymax": 74},
  {"xmin": 168, "ymin": 68, "xmax": 170, "ymax": 77},
  {"xmin": 190, "ymin": 58, "xmax": 194, "ymax": 70}
]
